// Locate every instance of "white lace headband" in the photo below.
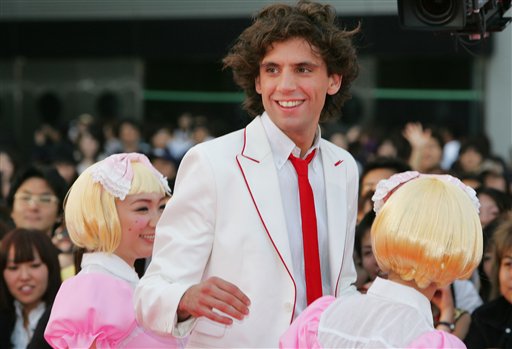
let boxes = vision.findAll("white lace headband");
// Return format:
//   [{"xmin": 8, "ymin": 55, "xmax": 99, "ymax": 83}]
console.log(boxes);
[
  {"xmin": 372, "ymin": 171, "xmax": 480, "ymax": 215},
  {"xmin": 91, "ymin": 152, "xmax": 171, "ymax": 200}
]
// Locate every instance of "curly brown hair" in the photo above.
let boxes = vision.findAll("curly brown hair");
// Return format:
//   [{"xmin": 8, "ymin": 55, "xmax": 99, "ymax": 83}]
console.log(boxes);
[{"xmin": 223, "ymin": 0, "xmax": 360, "ymax": 122}]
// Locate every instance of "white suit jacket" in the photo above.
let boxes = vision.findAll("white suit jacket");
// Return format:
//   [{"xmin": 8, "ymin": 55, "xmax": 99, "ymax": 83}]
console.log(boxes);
[{"xmin": 134, "ymin": 115, "xmax": 359, "ymax": 348}]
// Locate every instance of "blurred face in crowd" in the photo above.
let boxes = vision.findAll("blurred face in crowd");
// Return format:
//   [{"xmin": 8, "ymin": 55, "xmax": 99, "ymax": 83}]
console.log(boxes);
[
  {"xmin": 376, "ymin": 140, "xmax": 397, "ymax": 158},
  {"xmin": 499, "ymin": 249, "xmax": 512, "ymax": 303},
  {"xmin": 11, "ymin": 178, "xmax": 60, "ymax": 236},
  {"xmin": 360, "ymin": 168, "xmax": 396, "ymax": 199},
  {"xmin": 119, "ymin": 123, "xmax": 141, "ymax": 145},
  {"xmin": 79, "ymin": 132, "xmax": 100, "ymax": 159},
  {"xmin": 361, "ymin": 230, "xmax": 379, "ymax": 281},
  {"xmin": 114, "ymin": 192, "xmax": 168, "ymax": 266},
  {"xmin": 3, "ymin": 247, "xmax": 49, "ymax": 313},
  {"xmin": 459, "ymin": 147, "xmax": 483, "ymax": 173},
  {"xmin": 478, "ymin": 193, "xmax": 500, "ymax": 228},
  {"xmin": 151, "ymin": 129, "xmax": 172, "ymax": 149},
  {"xmin": 420, "ymin": 138, "xmax": 443, "ymax": 172}
]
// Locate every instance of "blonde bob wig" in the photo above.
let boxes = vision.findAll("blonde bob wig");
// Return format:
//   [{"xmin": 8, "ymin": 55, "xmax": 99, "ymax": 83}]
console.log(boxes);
[
  {"xmin": 372, "ymin": 176, "xmax": 483, "ymax": 289},
  {"xmin": 64, "ymin": 161, "xmax": 168, "ymax": 253}
]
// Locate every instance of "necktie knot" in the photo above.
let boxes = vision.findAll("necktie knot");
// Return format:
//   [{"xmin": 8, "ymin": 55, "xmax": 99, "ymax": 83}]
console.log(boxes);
[{"xmin": 289, "ymin": 149, "xmax": 316, "ymax": 177}]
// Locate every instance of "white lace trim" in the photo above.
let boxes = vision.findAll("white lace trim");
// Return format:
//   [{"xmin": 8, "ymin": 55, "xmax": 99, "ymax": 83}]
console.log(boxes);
[
  {"xmin": 90, "ymin": 153, "xmax": 171, "ymax": 200},
  {"xmin": 372, "ymin": 171, "xmax": 480, "ymax": 215}
]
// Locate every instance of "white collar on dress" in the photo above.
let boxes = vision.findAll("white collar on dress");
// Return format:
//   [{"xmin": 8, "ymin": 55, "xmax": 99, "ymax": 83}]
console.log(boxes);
[
  {"xmin": 81, "ymin": 252, "xmax": 139, "ymax": 286},
  {"xmin": 367, "ymin": 277, "xmax": 434, "ymax": 326},
  {"xmin": 260, "ymin": 112, "xmax": 321, "ymax": 170}
]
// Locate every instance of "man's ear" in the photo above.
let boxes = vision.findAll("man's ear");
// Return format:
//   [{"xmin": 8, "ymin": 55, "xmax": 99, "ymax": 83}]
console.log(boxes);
[
  {"xmin": 255, "ymin": 76, "xmax": 262, "ymax": 94},
  {"xmin": 327, "ymin": 74, "xmax": 342, "ymax": 95}
]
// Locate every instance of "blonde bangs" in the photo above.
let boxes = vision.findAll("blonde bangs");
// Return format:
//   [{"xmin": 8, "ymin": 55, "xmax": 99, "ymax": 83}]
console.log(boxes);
[
  {"xmin": 128, "ymin": 162, "xmax": 167, "ymax": 196},
  {"xmin": 372, "ymin": 177, "xmax": 482, "ymax": 288},
  {"xmin": 64, "ymin": 168, "xmax": 121, "ymax": 253}
]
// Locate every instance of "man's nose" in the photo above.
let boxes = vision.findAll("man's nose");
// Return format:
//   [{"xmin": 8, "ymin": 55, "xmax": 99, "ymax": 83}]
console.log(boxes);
[{"xmin": 277, "ymin": 70, "xmax": 297, "ymax": 92}]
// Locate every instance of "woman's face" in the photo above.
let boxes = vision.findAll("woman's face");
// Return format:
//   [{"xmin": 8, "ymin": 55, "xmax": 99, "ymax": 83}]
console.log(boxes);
[
  {"xmin": 499, "ymin": 249, "xmax": 512, "ymax": 303},
  {"xmin": 3, "ymin": 246, "xmax": 49, "ymax": 312},
  {"xmin": 11, "ymin": 177, "xmax": 60, "ymax": 235},
  {"xmin": 459, "ymin": 148, "xmax": 483, "ymax": 173},
  {"xmin": 361, "ymin": 230, "xmax": 379, "ymax": 281},
  {"xmin": 478, "ymin": 193, "xmax": 500, "ymax": 228},
  {"xmin": 114, "ymin": 192, "xmax": 168, "ymax": 266},
  {"xmin": 420, "ymin": 138, "xmax": 443, "ymax": 171}
]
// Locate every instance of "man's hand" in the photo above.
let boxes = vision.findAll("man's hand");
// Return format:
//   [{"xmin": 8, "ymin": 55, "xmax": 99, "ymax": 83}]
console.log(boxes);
[{"xmin": 177, "ymin": 277, "xmax": 251, "ymax": 325}]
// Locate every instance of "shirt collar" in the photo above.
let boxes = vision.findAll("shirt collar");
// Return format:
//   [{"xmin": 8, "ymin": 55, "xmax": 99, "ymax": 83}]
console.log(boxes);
[
  {"xmin": 260, "ymin": 112, "xmax": 321, "ymax": 169},
  {"xmin": 367, "ymin": 277, "xmax": 434, "ymax": 326},
  {"xmin": 81, "ymin": 252, "xmax": 139, "ymax": 285},
  {"xmin": 14, "ymin": 300, "xmax": 45, "ymax": 326}
]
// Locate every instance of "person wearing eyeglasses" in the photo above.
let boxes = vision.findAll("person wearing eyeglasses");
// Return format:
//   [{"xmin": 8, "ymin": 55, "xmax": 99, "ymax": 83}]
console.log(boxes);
[
  {"xmin": 6, "ymin": 166, "xmax": 68, "ymax": 238},
  {"xmin": 5, "ymin": 166, "xmax": 74, "ymax": 280}
]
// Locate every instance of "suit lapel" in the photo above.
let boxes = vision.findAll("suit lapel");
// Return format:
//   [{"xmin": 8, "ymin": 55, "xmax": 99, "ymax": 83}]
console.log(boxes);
[
  {"xmin": 236, "ymin": 117, "xmax": 294, "ymax": 274},
  {"xmin": 320, "ymin": 141, "xmax": 348, "ymax": 292}
]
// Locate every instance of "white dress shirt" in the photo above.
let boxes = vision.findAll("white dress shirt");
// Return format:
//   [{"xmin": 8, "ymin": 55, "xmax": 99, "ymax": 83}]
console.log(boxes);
[
  {"xmin": 318, "ymin": 277, "xmax": 434, "ymax": 348},
  {"xmin": 261, "ymin": 113, "xmax": 331, "ymax": 317}
]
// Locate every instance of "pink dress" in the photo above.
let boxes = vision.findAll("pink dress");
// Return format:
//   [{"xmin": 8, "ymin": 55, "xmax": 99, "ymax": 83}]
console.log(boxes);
[
  {"xmin": 45, "ymin": 253, "xmax": 183, "ymax": 348},
  {"xmin": 280, "ymin": 293, "xmax": 466, "ymax": 349}
]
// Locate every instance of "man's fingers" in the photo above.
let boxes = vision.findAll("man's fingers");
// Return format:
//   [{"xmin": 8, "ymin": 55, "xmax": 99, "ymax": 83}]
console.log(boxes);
[
  {"xmin": 210, "ymin": 277, "xmax": 251, "ymax": 307},
  {"xmin": 207, "ymin": 296, "xmax": 248, "ymax": 321},
  {"xmin": 200, "ymin": 306, "xmax": 235, "ymax": 325},
  {"xmin": 178, "ymin": 277, "xmax": 252, "ymax": 325}
]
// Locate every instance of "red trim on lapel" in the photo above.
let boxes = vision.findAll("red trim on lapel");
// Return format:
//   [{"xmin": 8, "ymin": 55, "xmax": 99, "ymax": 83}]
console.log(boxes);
[
  {"xmin": 241, "ymin": 127, "xmax": 260, "ymax": 163},
  {"xmin": 334, "ymin": 160, "xmax": 344, "ymax": 167},
  {"xmin": 236, "ymin": 156, "xmax": 297, "ymax": 323}
]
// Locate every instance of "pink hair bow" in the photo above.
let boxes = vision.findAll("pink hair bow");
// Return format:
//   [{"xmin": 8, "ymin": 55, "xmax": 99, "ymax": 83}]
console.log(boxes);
[
  {"xmin": 91, "ymin": 153, "xmax": 171, "ymax": 200},
  {"xmin": 372, "ymin": 171, "xmax": 480, "ymax": 215}
]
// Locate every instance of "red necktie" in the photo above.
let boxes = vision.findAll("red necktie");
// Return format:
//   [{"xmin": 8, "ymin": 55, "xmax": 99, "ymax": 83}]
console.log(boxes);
[{"xmin": 288, "ymin": 149, "xmax": 322, "ymax": 305}]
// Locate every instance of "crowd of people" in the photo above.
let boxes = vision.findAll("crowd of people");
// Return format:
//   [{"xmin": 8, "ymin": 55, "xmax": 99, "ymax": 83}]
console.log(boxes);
[{"xmin": 1, "ymin": 0, "xmax": 512, "ymax": 348}]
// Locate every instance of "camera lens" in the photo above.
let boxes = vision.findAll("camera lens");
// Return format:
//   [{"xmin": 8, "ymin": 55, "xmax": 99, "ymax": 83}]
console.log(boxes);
[{"xmin": 417, "ymin": 0, "xmax": 455, "ymax": 25}]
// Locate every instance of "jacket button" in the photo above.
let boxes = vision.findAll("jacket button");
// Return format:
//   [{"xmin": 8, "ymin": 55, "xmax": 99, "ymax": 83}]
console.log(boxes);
[{"xmin": 284, "ymin": 302, "xmax": 293, "ymax": 313}]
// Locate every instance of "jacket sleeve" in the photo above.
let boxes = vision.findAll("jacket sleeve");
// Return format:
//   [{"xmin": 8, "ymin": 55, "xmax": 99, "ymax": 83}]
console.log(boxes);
[{"xmin": 134, "ymin": 144, "xmax": 216, "ymax": 337}]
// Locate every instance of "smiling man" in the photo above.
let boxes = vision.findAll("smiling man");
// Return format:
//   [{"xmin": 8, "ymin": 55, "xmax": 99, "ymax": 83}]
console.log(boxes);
[{"xmin": 135, "ymin": 1, "xmax": 361, "ymax": 347}]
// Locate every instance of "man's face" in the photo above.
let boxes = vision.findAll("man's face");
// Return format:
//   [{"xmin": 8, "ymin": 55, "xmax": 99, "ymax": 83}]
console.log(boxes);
[{"xmin": 255, "ymin": 37, "xmax": 341, "ymax": 148}]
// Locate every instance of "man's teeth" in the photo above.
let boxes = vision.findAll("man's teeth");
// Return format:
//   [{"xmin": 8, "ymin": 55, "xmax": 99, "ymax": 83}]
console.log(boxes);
[{"xmin": 278, "ymin": 100, "xmax": 302, "ymax": 107}]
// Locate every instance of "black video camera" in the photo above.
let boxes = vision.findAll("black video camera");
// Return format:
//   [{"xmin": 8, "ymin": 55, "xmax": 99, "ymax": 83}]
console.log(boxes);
[{"xmin": 398, "ymin": 0, "xmax": 511, "ymax": 38}]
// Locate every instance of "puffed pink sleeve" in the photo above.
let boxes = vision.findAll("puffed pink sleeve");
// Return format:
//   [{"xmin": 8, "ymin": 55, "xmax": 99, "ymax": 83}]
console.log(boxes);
[
  {"xmin": 408, "ymin": 330, "xmax": 467, "ymax": 349},
  {"xmin": 44, "ymin": 273, "xmax": 137, "ymax": 349},
  {"xmin": 279, "ymin": 296, "xmax": 335, "ymax": 349}
]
